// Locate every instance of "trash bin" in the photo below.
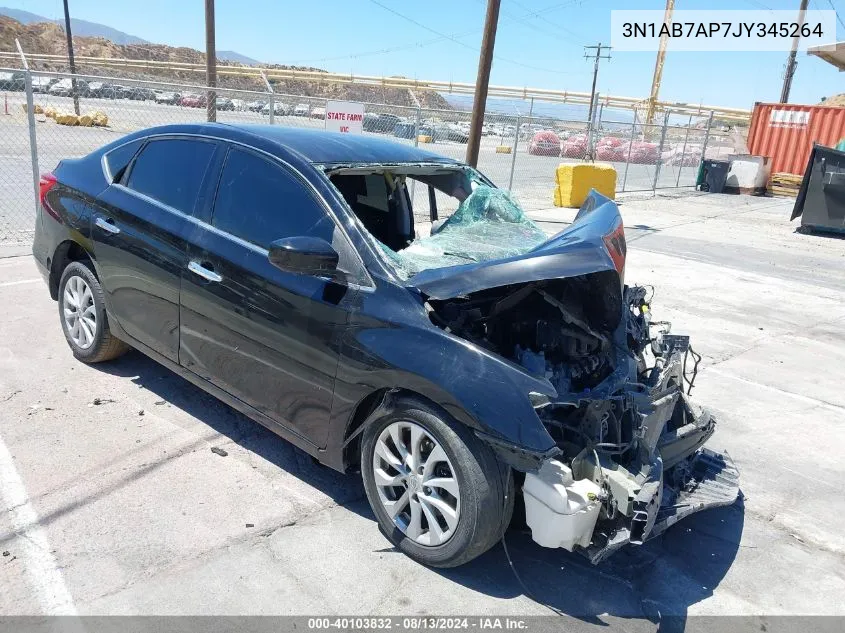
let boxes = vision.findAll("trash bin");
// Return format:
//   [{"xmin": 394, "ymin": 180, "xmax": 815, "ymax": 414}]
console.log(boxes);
[{"xmin": 696, "ymin": 159, "xmax": 730, "ymax": 193}]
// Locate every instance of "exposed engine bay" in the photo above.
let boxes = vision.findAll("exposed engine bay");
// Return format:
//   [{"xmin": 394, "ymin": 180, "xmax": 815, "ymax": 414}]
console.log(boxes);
[{"xmin": 427, "ymin": 273, "xmax": 740, "ymax": 563}]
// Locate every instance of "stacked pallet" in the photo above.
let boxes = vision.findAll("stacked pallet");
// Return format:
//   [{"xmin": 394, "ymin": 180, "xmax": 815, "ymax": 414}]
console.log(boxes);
[{"xmin": 769, "ymin": 172, "xmax": 802, "ymax": 197}]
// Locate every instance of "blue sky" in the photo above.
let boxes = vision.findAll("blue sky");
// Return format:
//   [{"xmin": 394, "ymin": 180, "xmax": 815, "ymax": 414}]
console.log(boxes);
[{"xmin": 6, "ymin": 0, "xmax": 844, "ymax": 109}]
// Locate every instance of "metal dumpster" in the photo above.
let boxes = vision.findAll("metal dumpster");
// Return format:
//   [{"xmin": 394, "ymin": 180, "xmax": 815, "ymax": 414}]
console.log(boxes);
[
  {"xmin": 791, "ymin": 143, "xmax": 845, "ymax": 234},
  {"xmin": 696, "ymin": 159, "xmax": 731, "ymax": 193}
]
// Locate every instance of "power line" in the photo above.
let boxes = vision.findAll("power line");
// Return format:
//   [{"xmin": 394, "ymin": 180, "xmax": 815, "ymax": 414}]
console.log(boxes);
[
  {"xmin": 825, "ymin": 0, "xmax": 845, "ymax": 30},
  {"xmin": 367, "ymin": 0, "xmax": 582, "ymax": 75},
  {"xmin": 507, "ymin": 0, "xmax": 585, "ymax": 44},
  {"xmin": 285, "ymin": 29, "xmax": 479, "ymax": 65}
]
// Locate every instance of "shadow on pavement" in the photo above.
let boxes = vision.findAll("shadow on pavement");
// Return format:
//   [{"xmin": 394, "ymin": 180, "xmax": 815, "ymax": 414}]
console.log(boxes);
[
  {"xmin": 92, "ymin": 350, "xmax": 367, "ymax": 514},
  {"xmin": 94, "ymin": 350, "xmax": 743, "ymax": 628},
  {"xmin": 436, "ymin": 496, "xmax": 744, "ymax": 630},
  {"xmin": 794, "ymin": 225, "xmax": 845, "ymax": 240}
]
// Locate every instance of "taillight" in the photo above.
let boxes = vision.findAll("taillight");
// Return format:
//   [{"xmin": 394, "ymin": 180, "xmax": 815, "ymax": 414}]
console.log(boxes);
[
  {"xmin": 602, "ymin": 221, "xmax": 626, "ymax": 276},
  {"xmin": 39, "ymin": 172, "xmax": 61, "ymax": 223}
]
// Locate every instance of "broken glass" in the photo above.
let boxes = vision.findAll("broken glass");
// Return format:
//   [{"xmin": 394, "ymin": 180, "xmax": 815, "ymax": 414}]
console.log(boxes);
[{"xmin": 384, "ymin": 185, "xmax": 548, "ymax": 278}]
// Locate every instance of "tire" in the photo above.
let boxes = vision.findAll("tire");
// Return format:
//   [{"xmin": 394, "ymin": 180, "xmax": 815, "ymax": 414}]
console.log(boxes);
[
  {"xmin": 361, "ymin": 397, "xmax": 513, "ymax": 568},
  {"xmin": 58, "ymin": 260, "xmax": 129, "ymax": 363}
]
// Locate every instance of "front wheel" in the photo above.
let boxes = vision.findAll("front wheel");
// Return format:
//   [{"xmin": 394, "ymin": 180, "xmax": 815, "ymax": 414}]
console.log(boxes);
[
  {"xmin": 58, "ymin": 260, "xmax": 129, "ymax": 363},
  {"xmin": 361, "ymin": 397, "xmax": 513, "ymax": 568}
]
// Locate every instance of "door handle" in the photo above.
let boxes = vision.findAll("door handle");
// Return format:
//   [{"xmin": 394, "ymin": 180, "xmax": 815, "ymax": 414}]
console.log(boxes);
[
  {"xmin": 188, "ymin": 260, "xmax": 223, "ymax": 283},
  {"xmin": 95, "ymin": 216, "xmax": 120, "ymax": 235}
]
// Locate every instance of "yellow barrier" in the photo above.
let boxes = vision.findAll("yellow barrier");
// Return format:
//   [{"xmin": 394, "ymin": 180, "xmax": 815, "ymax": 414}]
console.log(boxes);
[
  {"xmin": 417, "ymin": 135, "xmax": 433, "ymax": 143},
  {"xmin": 553, "ymin": 163, "xmax": 616, "ymax": 208},
  {"xmin": 495, "ymin": 146, "xmax": 512, "ymax": 154}
]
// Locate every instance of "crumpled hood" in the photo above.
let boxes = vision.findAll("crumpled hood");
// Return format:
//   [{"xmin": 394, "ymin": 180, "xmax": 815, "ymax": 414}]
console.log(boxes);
[{"xmin": 410, "ymin": 191, "xmax": 624, "ymax": 299}]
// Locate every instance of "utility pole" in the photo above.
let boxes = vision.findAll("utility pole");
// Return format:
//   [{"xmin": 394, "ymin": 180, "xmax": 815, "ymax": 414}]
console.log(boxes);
[
  {"xmin": 62, "ymin": 0, "xmax": 80, "ymax": 115},
  {"xmin": 205, "ymin": 0, "xmax": 217, "ymax": 123},
  {"xmin": 466, "ymin": 0, "xmax": 500, "ymax": 168},
  {"xmin": 646, "ymin": 0, "xmax": 674, "ymax": 125},
  {"xmin": 584, "ymin": 43, "xmax": 611, "ymax": 159},
  {"xmin": 780, "ymin": 0, "xmax": 809, "ymax": 103}
]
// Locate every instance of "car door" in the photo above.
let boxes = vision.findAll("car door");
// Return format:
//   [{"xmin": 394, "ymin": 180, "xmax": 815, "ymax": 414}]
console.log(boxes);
[
  {"xmin": 93, "ymin": 136, "xmax": 221, "ymax": 361},
  {"xmin": 179, "ymin": 145, "xmax": 365, "ymax": 449}
]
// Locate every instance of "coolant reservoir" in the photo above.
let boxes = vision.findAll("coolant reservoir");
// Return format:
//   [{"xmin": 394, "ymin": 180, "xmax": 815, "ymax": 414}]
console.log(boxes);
[{"xmin": 523, "ymin": 459, "xmax": 602, "ymax": 551}]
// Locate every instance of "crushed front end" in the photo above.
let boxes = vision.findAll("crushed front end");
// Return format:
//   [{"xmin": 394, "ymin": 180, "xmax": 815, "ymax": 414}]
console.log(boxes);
[
  {"xmin": 524, "ymin": 285, "xmax": 740, "ymax": 563},
  {"xmin": 416, "ymin": 190, "xmax": 739, "ymax": 562},
  {"xmin": 427, "ymin": 277, "xmax": 739, "ymax": 563}
]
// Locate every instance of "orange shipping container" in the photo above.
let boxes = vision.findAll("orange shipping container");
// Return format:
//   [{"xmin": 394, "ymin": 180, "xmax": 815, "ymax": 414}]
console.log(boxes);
[{"xmin": 746, "ymin": 102, "xmax": 845, "ymax": 176}]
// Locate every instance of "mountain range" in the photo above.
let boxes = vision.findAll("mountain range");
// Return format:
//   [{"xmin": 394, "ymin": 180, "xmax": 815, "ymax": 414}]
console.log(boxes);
[{"xmin": 0, "ymin": 6, "xmax": 260, "ymax": 64}]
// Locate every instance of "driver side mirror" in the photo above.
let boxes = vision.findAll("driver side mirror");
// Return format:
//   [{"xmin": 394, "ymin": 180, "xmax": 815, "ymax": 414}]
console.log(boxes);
[{"xmin": 268, "ymin": 236, "xmax": 339, "ymax": 277}]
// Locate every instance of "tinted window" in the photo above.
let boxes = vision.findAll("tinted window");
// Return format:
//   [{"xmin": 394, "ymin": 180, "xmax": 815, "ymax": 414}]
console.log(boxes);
[
  {"xmin": 104, "ymin": 139, "xmax": 143, "ymax": 182},
  {"xmin": 212, "ymin": 148, "xmax": 334, "ymax": 248},
  {"xmin": 126, "ymin": 139, "xmax": 216, "ymax": 215}
]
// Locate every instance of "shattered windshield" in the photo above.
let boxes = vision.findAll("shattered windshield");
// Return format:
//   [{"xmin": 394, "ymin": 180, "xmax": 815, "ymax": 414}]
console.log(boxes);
[
  {"xmin": 325, "ymin": 164, "xmax": 549, "ymax": 280},
  {"xmin": 382, "ymin": 184, "xmax": 548, "ymax": 279}
]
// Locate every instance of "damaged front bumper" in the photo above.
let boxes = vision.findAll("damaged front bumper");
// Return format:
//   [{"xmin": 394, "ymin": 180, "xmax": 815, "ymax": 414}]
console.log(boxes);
[{"xmin": 523, "ymin": 341, "xmax": 740, "ymax": 564}]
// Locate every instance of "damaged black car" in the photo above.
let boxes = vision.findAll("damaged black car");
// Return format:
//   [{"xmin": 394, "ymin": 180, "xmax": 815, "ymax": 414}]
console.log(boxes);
[{"xmin": 33, "ymin": 124, "xmax": 739, "ymax": 568}]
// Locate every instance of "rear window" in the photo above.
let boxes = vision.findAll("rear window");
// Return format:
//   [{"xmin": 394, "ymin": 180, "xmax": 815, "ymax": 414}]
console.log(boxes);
[
  {"xmin": 125, "ymin": 139, "xmax": 216, "ymax": 215},
  {"xmin": 103, "ymin": 139, "xmax": 143, "ymax": 182}
]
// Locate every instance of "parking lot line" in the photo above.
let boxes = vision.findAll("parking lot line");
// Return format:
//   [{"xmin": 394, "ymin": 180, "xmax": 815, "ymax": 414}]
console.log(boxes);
[
  {"xmin": 0, "ymin": 432, "xmax": 77, "ymax": 615},
  {"xmin": 0, "ymin": 279, "xmax": 40, "ymax": 288}
]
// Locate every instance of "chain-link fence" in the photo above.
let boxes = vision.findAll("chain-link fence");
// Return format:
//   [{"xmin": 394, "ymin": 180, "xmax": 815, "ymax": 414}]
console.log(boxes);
[{"xmin": 1, "ymin": 68, "xmax": 746, "ymax": 245}]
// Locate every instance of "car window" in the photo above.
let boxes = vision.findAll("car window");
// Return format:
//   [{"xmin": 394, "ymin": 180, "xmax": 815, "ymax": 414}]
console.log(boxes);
[
  {"xmin": 125, "ymin": 139, "xmax": 216, "ymax": 215},
  {"xmin": 212, "ymin": 147, "xmax": 335, "ymax": 249},
  {"xmin": 104, "ymin": 139, "xmax": 144, "ymax": 182}
]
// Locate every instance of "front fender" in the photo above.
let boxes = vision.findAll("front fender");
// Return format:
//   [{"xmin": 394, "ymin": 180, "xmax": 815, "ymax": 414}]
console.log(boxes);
[{"xmin": 331, "ymin": 316, "xmax": 558, "ymax": 468}]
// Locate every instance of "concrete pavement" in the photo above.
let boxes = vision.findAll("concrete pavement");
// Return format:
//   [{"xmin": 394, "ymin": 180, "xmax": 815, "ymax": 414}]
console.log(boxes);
[{"xmin": 0, "ymin": 192, "xmax": 843, "ymax": 627}]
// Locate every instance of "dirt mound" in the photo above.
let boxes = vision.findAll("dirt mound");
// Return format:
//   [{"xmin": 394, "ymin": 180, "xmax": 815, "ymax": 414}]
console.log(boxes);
[
  {"xmin": 821, "ymin": 94, "xmax": 845, "ymax": 107},
  {"xmin": 0, "ymin": 16, "xmax": 449, "ymax": 109}
]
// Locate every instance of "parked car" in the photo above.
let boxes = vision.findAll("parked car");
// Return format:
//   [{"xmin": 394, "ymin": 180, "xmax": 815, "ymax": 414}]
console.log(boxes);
[
  {"xmin": 180, "ymin": 94, "xmax": 206, "ymax": 108},
  {"xmin": 85, "ymin": 82, "xmax": 118, "ymax": 99},
  {"xmin": 362, "ymin": 112, "xmax": 380, "ymax": 132},
  {"xmin": 310, "ymin": 107, "xmax": 326, "ymax": 120},
  {"xmin": 261, "ymin": 102, "xmax": 290, "ymax": 116},
  {"xmin": 624, "ymin": 141, "xmax": 660, "ymax": 164},
  {"xmin": 31, "ymin": 77, "xmax": 58, "ymax": 93},
  {"xmin": 528, "ymin": 131, "xmax": 561, "ymax": 156},
  {"xmin": 562, "ymin": 134, "xmax": 588, "ymax": 159},
  {"xmin": 32, "ymin": 125, "xmax": 737, "ymax": 569},
  {"xmin": 0, "ymin": 71, "xmax": 25, "ymax": 91},
  {"xmin": 49, "ymin": 78, "xmax": 88, "ymax": 97},
  {"xmin": 665, "ymin": 144, "xmax": 703, "ymax": 166},
  {"xmin": 446, "ymin": 123, "xmax": 469, "ymax": 143},
  {"xmin": 126, "ymin": 87, "xmax": 156, "ymax": 101},
  {"xmin": 247, "ymin": 100, "xmax": 267, "ymax": 112},
  {"xmin": 154, "ymin": 91, "xmax": 181, "ymax": 105},
  {"xmin": 393, "ymin": 120, "xmax": 418, "ymax": 140},
  {"xmin": 231, "ymin": 98, "xmax": 247, "ymax": 112},
  {"xmin": 595, "ymin": 136, "xmax": 626, "ymax": 162},
  {"xmin": 293, "ymin": 103, "xmax": 310, "ymax": 117},
  {"xmin": 215, "ymin": 97, "xmax": 235, "ymax": 111},
  {"xmin": 364, "ymin": 112, "xmax": 401, "ymax": 134}
]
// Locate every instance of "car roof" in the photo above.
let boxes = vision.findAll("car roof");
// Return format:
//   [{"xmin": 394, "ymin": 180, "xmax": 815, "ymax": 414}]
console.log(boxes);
[{"xmin": 138, "ymin": 123, "xmax": 459, "ymax": 166}]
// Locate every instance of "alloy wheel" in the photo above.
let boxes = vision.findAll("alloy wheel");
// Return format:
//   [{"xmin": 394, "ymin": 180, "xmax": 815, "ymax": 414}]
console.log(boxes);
[
  {"xmin": 63, "ymin": 275, "xmax": 96, "ymax": 349},
  {"xmin": 372, "ymin": 420, "xmax": 461, "ymax": 546}
]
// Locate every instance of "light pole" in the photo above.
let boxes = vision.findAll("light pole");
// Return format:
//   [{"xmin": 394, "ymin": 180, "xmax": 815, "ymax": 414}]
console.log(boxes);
[
  {"xmin": 466, "ymin": 0, "xmax": 501, "ymax": 167},
  {"xmin": 62, "ymin": 0, "xmax": 80, "ymax": 115},
  {"xmin": 205, "ymin": 0, "xmax": 217, "ymax": 122}
]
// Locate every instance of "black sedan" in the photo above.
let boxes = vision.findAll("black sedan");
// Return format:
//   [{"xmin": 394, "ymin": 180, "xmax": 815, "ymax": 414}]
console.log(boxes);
[{"xmin": 32, "ymin": 124, "xmax": 737, "ymax": 568}]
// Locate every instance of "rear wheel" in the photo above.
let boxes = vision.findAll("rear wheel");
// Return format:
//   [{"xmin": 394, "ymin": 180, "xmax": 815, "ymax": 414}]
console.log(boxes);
[
  {"xmin": 361, "ymin": 397, "xmax": 513, "ymax": 568},
  {"xmin": 58, "ymin": 260, "xmax": 129, "ymax": 363}
]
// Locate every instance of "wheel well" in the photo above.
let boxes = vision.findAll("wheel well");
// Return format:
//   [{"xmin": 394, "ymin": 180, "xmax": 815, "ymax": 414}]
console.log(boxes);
[
  {"xmin": 342, "ymin": 388, "xmax": 450, "ymax": 472},
  {"xmin": 49, "ymin": 241, "xmax": 93, "ymax": 300}
]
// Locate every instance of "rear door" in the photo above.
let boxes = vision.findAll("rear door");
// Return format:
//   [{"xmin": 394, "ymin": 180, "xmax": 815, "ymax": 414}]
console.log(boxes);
[
  {"xmin": 94, "ymin": 136, "xmax": 221, "ymax": 361},
  {"xmin": 179, "ymin": 145, "xmax": 362, "ymax": 448}
]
